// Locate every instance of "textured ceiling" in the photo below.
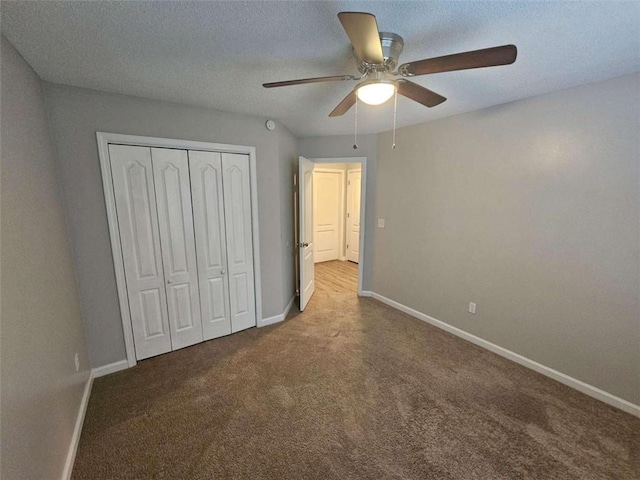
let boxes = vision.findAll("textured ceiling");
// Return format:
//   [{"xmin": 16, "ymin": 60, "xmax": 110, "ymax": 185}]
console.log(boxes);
[{"xmin": 2, "ymin": 1, "xmax": 639, "ymax": 137}]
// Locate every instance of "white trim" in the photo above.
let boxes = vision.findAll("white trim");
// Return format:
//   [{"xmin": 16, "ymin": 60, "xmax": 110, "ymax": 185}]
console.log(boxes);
[
  {"xmin": 309, "ymin": 157, "xmax": 367, "ymax": 296},
  {"xmin": 260, "ymin": 296, "xmax": 295, "ymax": 327},
  {"xmin": 62, "ymin": 372, "xmax": 93, "ymax": 480},
  {"xmin": 369, "ymin": 292, "xmax": 640, "ymax": 418},
  {"xmin": 96, "ymin": 132, "xmax": 262, "ymax": 368},
  {"xmin": 92, "ymin": 359, "xmax": 129, "ymax": 378},
  {"xmin": 359, "ymin": 290, "xmax": 373, "ymax": 297}
]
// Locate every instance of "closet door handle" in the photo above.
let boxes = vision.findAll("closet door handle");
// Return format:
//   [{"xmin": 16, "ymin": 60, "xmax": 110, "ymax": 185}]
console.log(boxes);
[
  {"xmin": 166, "ymin": 280, "xmax": 173, "ymax": 284},
  {"xmin": 220, "ymin": 269, "xmax": 226, "ymax": 275}
]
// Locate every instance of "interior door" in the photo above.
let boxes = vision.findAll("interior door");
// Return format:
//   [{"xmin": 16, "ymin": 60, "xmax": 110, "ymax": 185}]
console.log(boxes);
[
  {"xmin": 222, "ymin": 153, "xmax": 256, "ymax": 332},
  {"xmin": 151, "ymin": 148, "xmax": 203, "ymax": 350},
  {"xmin": 189, "ymin": 150, "xmax": 232, "ymax": 340},
  {"xmin": 299, "ymin": 156, "xmax": 315, "ymax": 310},
  {"xmin": 109, "ymin": 145, "xmax": 171, "ymax": 360},
  {"xmin": 346, "ymin": 169, "xmax": 362, "ymax": 263},
  {"xmin": 313, "ymin": 170, "xmax": 344, "ymax": 263}
]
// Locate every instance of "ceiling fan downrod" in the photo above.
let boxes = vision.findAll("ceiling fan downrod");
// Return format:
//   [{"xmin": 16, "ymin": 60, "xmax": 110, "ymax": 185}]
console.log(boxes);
[{"xmin": 353, "ymin": 96, "xmax": 358, "ymax": 150}]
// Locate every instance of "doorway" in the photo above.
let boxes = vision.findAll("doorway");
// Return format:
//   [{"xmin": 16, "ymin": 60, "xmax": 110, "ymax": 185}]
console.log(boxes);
[{"xmin": 297, "ymin": 156, "xmax": 367, "ymax": 311}]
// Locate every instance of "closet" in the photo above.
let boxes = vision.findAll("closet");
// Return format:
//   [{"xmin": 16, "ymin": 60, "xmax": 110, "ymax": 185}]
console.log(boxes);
[{"xmin": 108, "ymin": 144, "xmax": 256, "ymax": 360}]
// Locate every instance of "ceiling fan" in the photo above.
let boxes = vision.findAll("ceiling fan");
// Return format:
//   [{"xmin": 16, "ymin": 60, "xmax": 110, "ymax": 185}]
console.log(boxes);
[{"xmin": 263, "ymin": 12, "xmax": 517, "ymax": 117}]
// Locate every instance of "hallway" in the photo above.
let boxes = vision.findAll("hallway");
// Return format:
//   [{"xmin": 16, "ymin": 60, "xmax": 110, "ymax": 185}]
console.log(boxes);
[{"xmin": 314, "ymin": 260, "xmax": 358, "ymax": 294}]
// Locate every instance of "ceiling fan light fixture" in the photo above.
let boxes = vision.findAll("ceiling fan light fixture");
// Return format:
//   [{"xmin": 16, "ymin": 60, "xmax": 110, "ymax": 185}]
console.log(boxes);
[{"xmin": 356, "ymin": 81, "xmax": 396, "ymax": 105}]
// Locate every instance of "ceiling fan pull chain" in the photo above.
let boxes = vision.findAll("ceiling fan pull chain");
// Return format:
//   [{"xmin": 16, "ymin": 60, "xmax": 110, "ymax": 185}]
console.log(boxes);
[
  {"xmin": 353, "ymin": 96, "xmax": 358, "ymax": 149},
  {"xmin": 392, "ymin": 88, "xmax": 398, "ymax": 149}
]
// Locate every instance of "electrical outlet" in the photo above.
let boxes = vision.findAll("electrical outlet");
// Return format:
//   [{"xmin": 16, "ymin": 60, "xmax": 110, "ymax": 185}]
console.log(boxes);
[
  {"xmin": 74, "ymin": 353, "xmax": 80, "ymax": 372},
  {"xmin": 468, "ymin": 302, "xmax": 477, "ymax": 314}
]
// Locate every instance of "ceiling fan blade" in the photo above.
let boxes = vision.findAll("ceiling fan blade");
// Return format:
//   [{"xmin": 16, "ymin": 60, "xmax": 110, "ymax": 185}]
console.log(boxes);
[
  {"xmin": 397, "ymin": 80, "xmax": 447, "ymax": 107},
  {"xmin": 338, "ymin": 12, "xmax": 384, "ymax": 64},
  {"xmin": 399, "ymin": 44, "xmax": 517, "ymax": 76},
  {"xmin": 329, "ymin": 89, "xmax": 357, "ymax": 117},
  {"xmin": 263, "ymin": 74, "xmax": 356, "ymax": 88}
]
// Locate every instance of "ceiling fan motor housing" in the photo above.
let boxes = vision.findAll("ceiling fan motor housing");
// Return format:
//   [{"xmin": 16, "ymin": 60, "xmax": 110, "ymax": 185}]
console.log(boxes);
[{"xmin": 358, "ymin": 32, "xmax": 404, "ymax": 73}]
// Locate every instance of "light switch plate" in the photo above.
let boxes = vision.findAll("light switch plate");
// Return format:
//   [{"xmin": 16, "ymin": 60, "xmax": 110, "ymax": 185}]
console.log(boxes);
[{"xmin": 378, "ymin": 218, "xmax": 385, "ymax": 228}]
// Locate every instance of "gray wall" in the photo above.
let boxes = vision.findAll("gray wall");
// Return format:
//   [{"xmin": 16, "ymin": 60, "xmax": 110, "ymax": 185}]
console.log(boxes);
[
  {"xmin": 373, "ymin": 73, "xmax": 640, "ymax": 404},
  {"xmin": 1, "ymin": 37, "xmax": 90, "ymax": 479},
  {"xmin": 44, "ymin": 83, "xmax": 296, "ymax": 368},
  {"xmin": 298, "ymin": 134, "xmax": 378, "ymax": 291}
]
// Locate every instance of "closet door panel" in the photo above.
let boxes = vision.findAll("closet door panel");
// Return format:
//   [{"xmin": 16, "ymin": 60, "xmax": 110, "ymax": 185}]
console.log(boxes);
[
  {"xmin": 138, "ymin": 289, "xmax": 166, "ymax": 339},
  {"xmin": 222, "ymin": 153, "xmax": 256, "ymax": 332},
  {"xmin": 152, "ymin": 148, "xmax": 203, "ymax": 350},
  {"xmin": 109, "ymin": 144, "xmax": 171, "ymax": 360},
  {"xmin": 189, "ymin": 151, "xmax": 232, "ymax": 340}
]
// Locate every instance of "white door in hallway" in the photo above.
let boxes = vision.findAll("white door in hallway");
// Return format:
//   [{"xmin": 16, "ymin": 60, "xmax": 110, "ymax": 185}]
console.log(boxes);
[
  {"xmin": 313, "ymin": 169, "xmax": 344, "ymax": 263},
  {"xmin": 151, "ymin": 148, "xmax": 203, "ymax": 350},
  {"xmin": 346, "ymin": 169, "xmax": 361, "ymax": 263},
  {"xmin": 299, "ymin": 156, "xmax": 315, "ymax": 311},
  {"xmin": 189, "ymin": 150, "xmax": 232, "ymax": 340},
  {"xmin": 109, "ymin": 145, "xmax": 171, "ymax": 360}
]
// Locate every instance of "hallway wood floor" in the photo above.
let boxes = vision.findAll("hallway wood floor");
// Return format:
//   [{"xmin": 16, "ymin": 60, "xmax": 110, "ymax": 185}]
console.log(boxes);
[{"xmin": 314, "ymin": 260, "xmax": 358, "ymax": 293}]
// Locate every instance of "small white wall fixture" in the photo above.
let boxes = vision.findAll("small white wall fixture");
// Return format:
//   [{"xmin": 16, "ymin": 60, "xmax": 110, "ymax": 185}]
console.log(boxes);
[
  {"xmin": 309, "ymin": 157, "xmax": 367, "ymax": 295},
  {"xmin": 97, "ymin": 132, "xmax": 262, "ymax": 368}
]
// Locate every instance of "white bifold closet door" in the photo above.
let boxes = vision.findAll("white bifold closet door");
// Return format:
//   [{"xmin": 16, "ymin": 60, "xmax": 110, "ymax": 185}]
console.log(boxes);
[
  {"xmin": 151, "ymin": 148, "xmax": 203, "ymax": 350},
  {"xmin": 110, "ymin": 144, "xmax": 255, "ymax": 360},
  {"xmin": 189, "ymin": 151, "xmax": 256, "ymax": 337},
  {"xmin": 189, "ymin": 150, "xmax": 232, "ymax": 340},
  {"xmin": 221, "ymin": 153, "xmax": 257, "ymax": 332},
  {"xmin": 110, "ymin": 145, "xmax": 172, "ymax": 359}
]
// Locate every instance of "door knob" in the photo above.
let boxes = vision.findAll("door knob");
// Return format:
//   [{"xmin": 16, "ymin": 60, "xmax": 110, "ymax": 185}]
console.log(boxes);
[
  {"xmin": 221, "ymin": 269, "xmax": 226, "ymax": 275},
  {"xmin": 299, "ymin": 242, "xmax": 309, "ymax": 248},
  {"xmin": 167, "ymin": 280, "xmax": 173, "ymax": 284}
]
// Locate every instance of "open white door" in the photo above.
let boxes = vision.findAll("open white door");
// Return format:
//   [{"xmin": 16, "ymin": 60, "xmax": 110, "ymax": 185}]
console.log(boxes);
[{"xmin": 299, "ymin": 156, "xmax": 315, "ymax": 311}]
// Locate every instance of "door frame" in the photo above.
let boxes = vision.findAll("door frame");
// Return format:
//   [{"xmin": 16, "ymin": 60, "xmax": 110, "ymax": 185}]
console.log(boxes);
[
  {"xmin": 308, "ymin": 157, "xmax": 367, "ymax": 295},
  {"xmin": 97, "ymin": 132, "xmax": 262, "ymax": 368}
]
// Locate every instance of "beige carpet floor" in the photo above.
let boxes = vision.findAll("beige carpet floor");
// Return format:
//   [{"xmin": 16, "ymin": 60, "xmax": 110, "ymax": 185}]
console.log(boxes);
[{"xmin": 73, "ymin": 263, "xmax": 639, "ymax": 479}]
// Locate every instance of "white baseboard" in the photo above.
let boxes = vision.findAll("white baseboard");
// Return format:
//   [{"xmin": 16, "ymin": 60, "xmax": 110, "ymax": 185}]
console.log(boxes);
[
  {"xmin": 359, "ymin": 290, "xmax": 373, "ymax": 297},
  {"xmin": 369, "ymin": 292, "xmax": 640, "ymax": 418},
  {"xmin": 92, "ymin": 359, "xmax": 129, "ymax": 378},
  {"xmin": 259, "ymin": 295, "xmax": 296, "ymax": 327},
  {"xmin": 62, "ymin": 371, "xmax": 93, "ymax": 480},
  {"xmin": 283, "ymin": 295, "xmax": 295, "ymax": 318}
]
